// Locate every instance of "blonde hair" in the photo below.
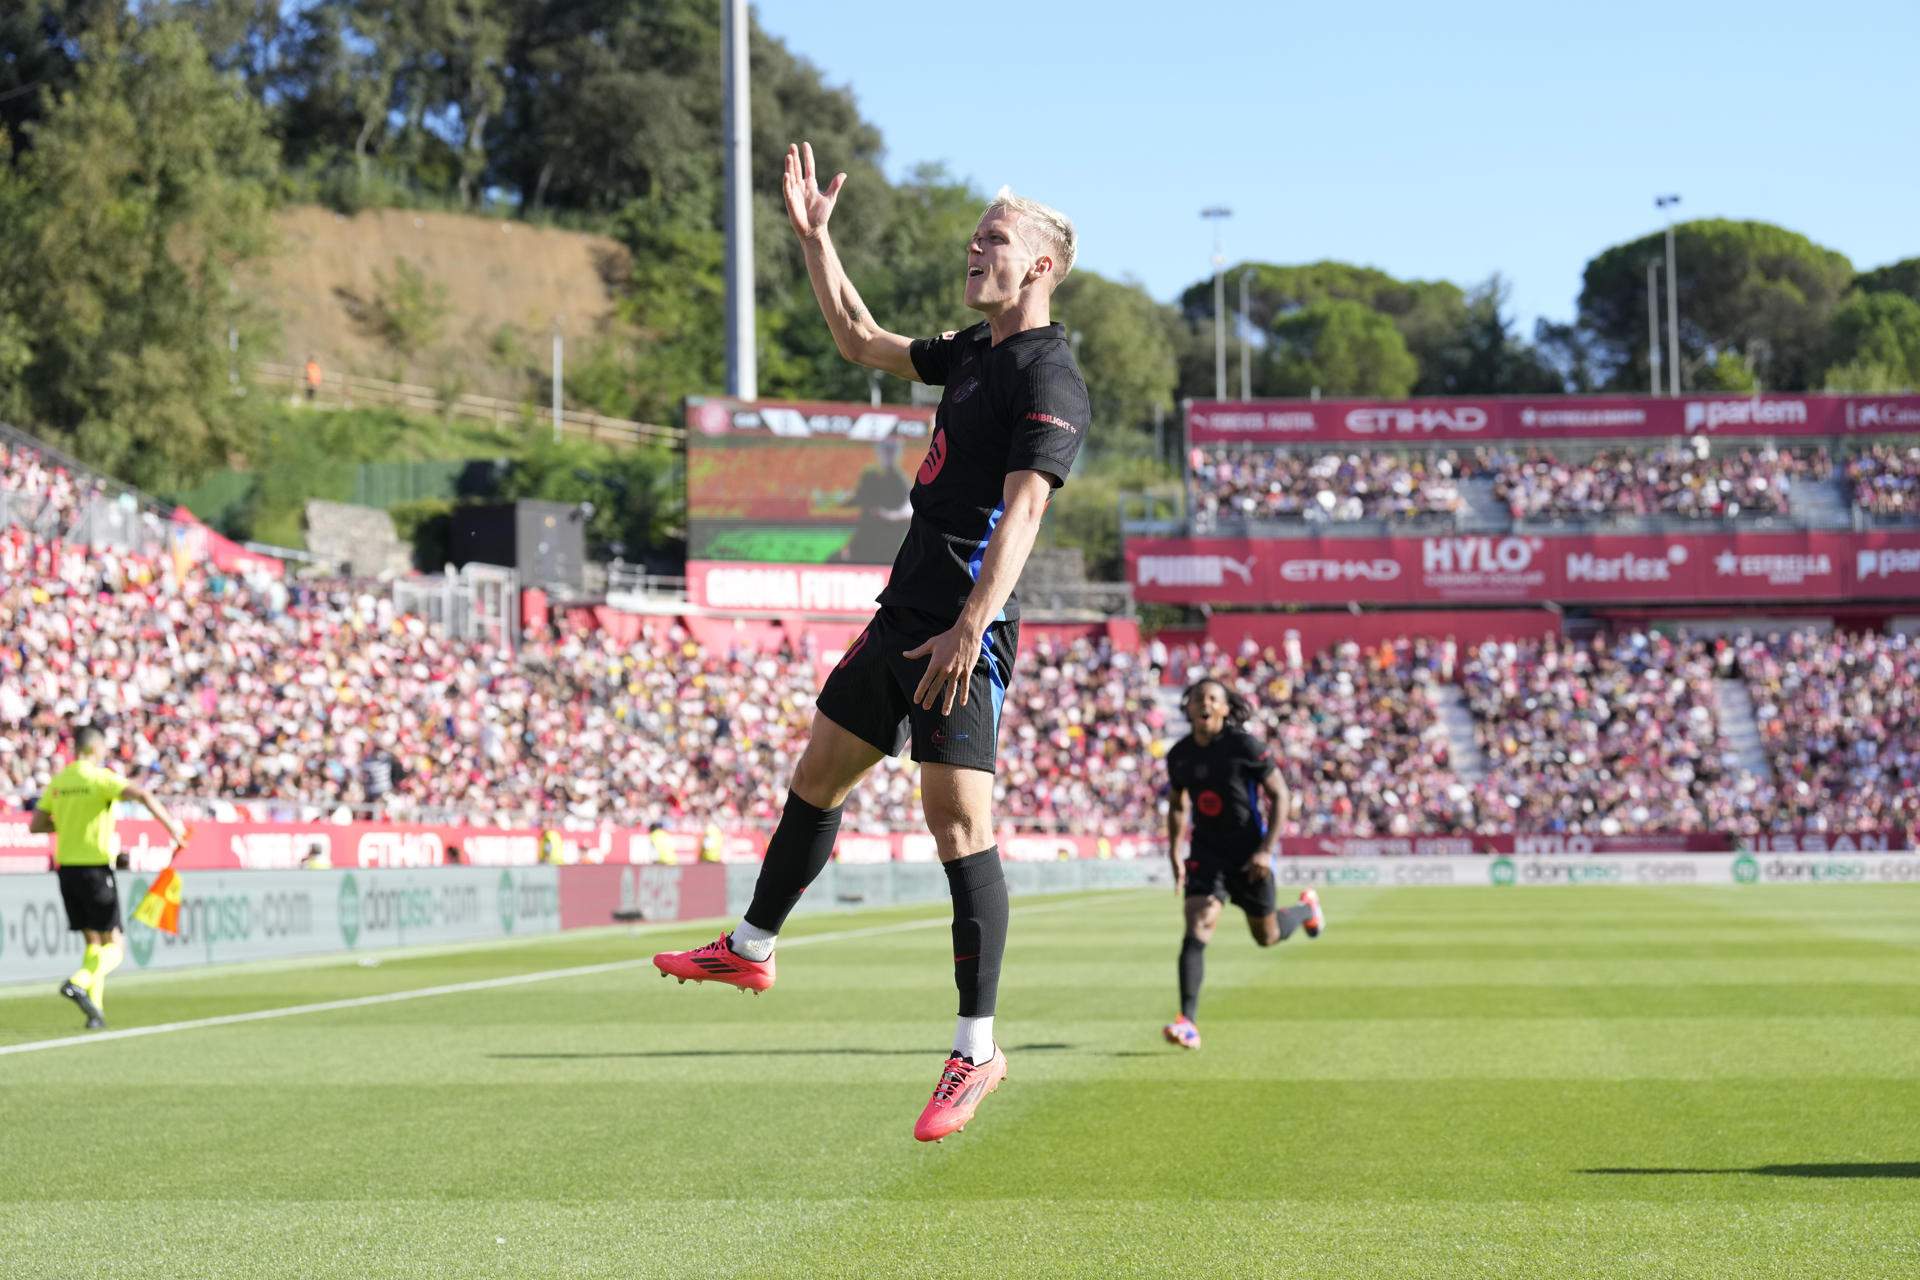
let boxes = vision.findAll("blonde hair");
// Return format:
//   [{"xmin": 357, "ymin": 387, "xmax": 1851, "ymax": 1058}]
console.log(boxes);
[{"xmin": 984, "ymin": 186, "xmax": 1077, "ymax": 280}]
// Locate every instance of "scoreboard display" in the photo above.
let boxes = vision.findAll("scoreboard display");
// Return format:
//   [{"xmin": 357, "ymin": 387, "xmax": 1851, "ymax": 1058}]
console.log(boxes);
[{"xmin": 685, "ymin": 397, "xmax": 934, "ymax": 566}]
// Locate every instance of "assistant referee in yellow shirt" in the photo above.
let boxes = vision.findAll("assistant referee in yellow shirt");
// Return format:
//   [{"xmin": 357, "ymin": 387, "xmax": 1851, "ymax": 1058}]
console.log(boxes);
[{"xmin": 29, "ymin": 724, "xmax": 188, "ymax": 1029}]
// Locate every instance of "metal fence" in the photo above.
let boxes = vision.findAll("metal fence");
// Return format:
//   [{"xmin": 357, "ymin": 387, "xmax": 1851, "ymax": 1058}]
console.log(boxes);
[
  {"xmin": 258, "ymin": 362, "xmax": 683, "ymax": 449},
  {"xmin": 391, "ymin": 562, "xmax": 520, "ymax": 651}
]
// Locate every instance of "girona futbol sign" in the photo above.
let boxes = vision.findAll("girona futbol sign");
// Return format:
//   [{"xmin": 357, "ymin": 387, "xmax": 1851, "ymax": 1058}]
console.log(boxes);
[
  {"xmin": 1185, "ymin": 394, "xmax": 1920, "ymax": 444},
  {"xmin": 1128, "ymin": 531, "xmax": 1920, "ymax": 606}
]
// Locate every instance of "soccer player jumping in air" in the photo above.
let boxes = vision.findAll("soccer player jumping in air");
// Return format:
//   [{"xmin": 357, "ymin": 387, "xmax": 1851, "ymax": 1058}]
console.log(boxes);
[
  {"xmin": 653, "ymin": 142, "xmax": 1090, "ymax": 1142},
  {"xmin": 1162, "ymin": 679, "xmax": 1324, "ymax": 1050}
]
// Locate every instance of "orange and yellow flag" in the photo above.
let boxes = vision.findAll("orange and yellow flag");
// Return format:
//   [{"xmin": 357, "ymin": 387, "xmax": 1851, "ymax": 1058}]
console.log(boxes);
[{"xmin": 132, "ymin": 867, "xmax": 183, "ymax": 936}]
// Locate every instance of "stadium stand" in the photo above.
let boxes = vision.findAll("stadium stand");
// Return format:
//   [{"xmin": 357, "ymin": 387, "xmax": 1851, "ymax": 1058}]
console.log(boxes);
[
  {"xmin": 2, "ymin": 423, "xmax": 1915, "ymax": 841},
  {"xmin": 1847, "ymin": 443, "xmax": 1920, "ymax": 519},
  {"xmin": 1190, "ymin": 441, "xmax": 1831, "ymax": 528}
]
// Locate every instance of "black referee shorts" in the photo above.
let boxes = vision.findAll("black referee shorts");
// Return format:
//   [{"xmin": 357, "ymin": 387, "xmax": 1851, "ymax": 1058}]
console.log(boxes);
[
  {"xmin": 57, "ymin": 865, "xmax": 123, "ymax": 933},
  {"xmin": 815, "ymin": 606, "xmax": 1018, "ymax": 774},
  {"xmin": 1184, "ymin": 846, "xmax": 1277, "ymax": 918}
]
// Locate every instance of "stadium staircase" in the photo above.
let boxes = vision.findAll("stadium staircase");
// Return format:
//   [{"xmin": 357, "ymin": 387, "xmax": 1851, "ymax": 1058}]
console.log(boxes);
[
  {"xmin": 1788, "ymin": 476, "xmax": 1854, "ymax": 530},
  {"xmin": 1431, "ymin": 685, "xmax": 1489, "ymax": 783},
  {"xmin": 1712, "ymin": 680, "xmax": 1775, "ymax": 781},
  {"xmin": 1455, "ymin": 476, "xmax": 1512, "ymax": 532}
]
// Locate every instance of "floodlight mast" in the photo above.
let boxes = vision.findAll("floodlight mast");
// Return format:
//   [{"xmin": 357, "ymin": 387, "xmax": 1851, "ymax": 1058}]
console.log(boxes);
[{"xmin": 723, "ymin": 0, "xmax": 756, "ymax": 400}]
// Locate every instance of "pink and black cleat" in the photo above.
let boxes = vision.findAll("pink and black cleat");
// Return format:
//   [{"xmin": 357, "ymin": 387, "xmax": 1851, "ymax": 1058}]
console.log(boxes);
[
  {"xmin": 1300, "ymin": 888, "xmax": 1325, "ymax": 938},
  {"xmin": 913, "ymin": 1048, "xmax": 1007, "ymax": 1143},
  {"xmin": 1162, "ymin": 1015, "xmax": 1201, "ymax": 1050},
  {"xmin": 651, "ymin": 933, "xmax": 775, "ymax": 993}
]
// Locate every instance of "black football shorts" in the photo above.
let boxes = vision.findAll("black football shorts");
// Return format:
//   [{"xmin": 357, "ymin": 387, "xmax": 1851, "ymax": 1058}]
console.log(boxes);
[
  {"xmin": 57, "ymin": 865, "xmax": 123, "ymax": 933},
  {"xmin": 1184, "ymin": 846, "xmax": 1278, "ymax": 918},
  {"xmin": 815, "ymin": 606, "xmax": 1018, "ymax": 774}
]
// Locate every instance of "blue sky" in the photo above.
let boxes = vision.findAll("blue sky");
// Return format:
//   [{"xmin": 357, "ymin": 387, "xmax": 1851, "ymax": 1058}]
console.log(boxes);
[{"xmin": 756, "ymin": 0, "xmax": 1920, "ymax": 331}]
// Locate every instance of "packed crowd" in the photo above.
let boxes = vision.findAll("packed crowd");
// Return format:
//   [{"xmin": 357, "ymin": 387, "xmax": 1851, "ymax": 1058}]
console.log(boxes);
[
  {"xmin": 0, "ymin": 545, "xmax": 1163, "ymax": 833},
  {"xmin": 4, "ymin": 428, "xmax": 1918, "ymax": 841},
  {"xmin": 1489, "ymin": 444, "xmax": 1824, "ymax": 521},
  {"xmin": 1164, "ymin": 636, "xmax": 1469, "ymax": 836},
  {"xmin": 1845, "ymin": 443, "xmax": 1920, "ymax": 518},
  {"xmin": 1190, "ymin": 446, "xmax": 1477, "ymax": 526},
  {"xmin": 1461, "ymin": 632, "xmax": 1736, "ymax": 833},
  {"xmin": 1187, "ymin": 442, "xmax": 1833, "ymax": 526},
  {"xmin": 1738, "ymin": 630, "xmax": 1920, "ymax": 833}
]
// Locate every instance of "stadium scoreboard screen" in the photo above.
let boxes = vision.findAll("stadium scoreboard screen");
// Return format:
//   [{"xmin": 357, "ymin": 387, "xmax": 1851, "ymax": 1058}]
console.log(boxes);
[{"xmin": 683, "ymin": 397, "xmax": 935, "ymax": 612}]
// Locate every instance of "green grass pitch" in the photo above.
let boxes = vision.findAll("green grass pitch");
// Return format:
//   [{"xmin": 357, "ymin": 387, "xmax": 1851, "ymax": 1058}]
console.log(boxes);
[{"xmin": 2, "ymin": 885, "xmax": 1918, "ymax": 1278}]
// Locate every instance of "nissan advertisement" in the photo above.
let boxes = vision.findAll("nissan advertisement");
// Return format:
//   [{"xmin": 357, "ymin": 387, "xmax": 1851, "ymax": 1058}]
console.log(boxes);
[
  {"xmin": 1127, "ymin": 530, "xmax": 1920, "ymax": 606},
  {"xmin": 1186, "ymin": 393, "xmax": 1920, "ymax": 445},
  {"xmin": 685, "ymin": 396, "xmax": 934, "ymax": 567}
]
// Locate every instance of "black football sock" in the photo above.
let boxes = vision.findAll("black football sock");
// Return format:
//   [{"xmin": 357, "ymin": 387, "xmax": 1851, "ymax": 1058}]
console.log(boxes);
[
  {"xmin": 741, "ymin": 791, "xmax": 844, "ymax": 935},
  {"xmin": 1275, "ymin": 903, "xmax": 1314, "ymax": 941},
  {"xmin": 945, "ymin": 847, "xmax": 1008, "ymax": 1019},
  {"xmin": 1179, "ymin": 934, "xmax": 1206, "ymax": 1021}
]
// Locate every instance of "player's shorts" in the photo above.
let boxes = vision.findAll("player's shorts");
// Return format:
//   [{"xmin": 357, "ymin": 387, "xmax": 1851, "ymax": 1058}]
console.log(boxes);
[
  {"xmin": 815, "ymin": 606, "xmax": 1018, "ymax": 774},
  {"xmin": 56, "ymin": 865, "xmax": 122, "ymax": 933},
  {"xmin": 1184, "ymin": 846, "xmax": 1277, "ymax": 918}
]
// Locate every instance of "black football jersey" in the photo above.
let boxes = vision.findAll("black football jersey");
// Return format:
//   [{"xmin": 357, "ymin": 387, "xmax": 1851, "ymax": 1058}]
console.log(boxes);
[
  {"xmin": 880, "ymin": 321, "xmax": 1090, "ymax": 621},
  {"xmin": 1166, "ymin": 728, "xmax": 1277, "ymax": 852}
]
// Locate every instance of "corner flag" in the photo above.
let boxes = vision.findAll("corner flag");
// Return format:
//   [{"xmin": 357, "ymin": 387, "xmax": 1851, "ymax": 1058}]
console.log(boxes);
[{"xmin": 132, "ymin": 867, "xmax": 183, "ymax": 935}]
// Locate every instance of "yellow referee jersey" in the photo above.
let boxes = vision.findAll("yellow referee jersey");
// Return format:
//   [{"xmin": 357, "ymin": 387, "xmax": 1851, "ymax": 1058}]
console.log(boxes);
[{"xmin": 41, "ymin": 761, "xmax": 128, "ymax": 867}]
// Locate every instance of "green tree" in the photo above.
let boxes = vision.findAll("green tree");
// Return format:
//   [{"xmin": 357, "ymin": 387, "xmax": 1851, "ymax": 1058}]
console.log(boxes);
[
  {"xmin": 0, "ymin": 1, "xmax": 117, "ymax": 157},
  {"xmin": 1422, "ymin": 275, "xmax": 1565, "ymax": 394},
  {"xmin": 1855, "ymin": 258, "xmax": 1920, "ymax": 303},
  {"xmin": 1263, "ymin": 299, "xmax": 1419, "ymax": 398},
  {"xmin": 1053, "ymin": 270, "xmax": 1179, "ymax": 452},
  {"xmin": 0, "ymin": 16, "xmax": 278, "ymax": 487},
  {"xmin": 1578, "ymin": 220, "xmax": 1854, "ymax": 391},
  {"xmin": 1821, "ymin": 291, "xmax": 1920, "ymax": 391},
  {"xmin": 1180, "ymin": 261, "xmax": 1467, "ymax": 396}
]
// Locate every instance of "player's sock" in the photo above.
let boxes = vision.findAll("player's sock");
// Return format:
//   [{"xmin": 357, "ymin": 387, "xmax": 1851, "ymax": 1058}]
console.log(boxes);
[
  {"xmin": 735, "ymin": 791, "xmax": 845, "ymax": 958},
  {"xmin": 1178, "ymin": 934, "xmax": 1206, "ymax": 1021},
  {"xmin": 945, "ymin": 847, "xmax": 1007, "ymax": 1025},
  {"xmin": 69, "ymin": 943, "xmax": 100, "ymax": 995},
  {"xmin": 953, "ymin": 1015, "xmax": 995, "ymax": 1064},
  {"xmin": 90, "ymin": 942, "xmax": 124, "ymax": 1014},
  {"xmin": 1275, "ymin": 903, "xmax": 1314, "ymax": 941},
  {"xmin": 728, "ymin": 920, "xmax": 777, "ymax": 961}
]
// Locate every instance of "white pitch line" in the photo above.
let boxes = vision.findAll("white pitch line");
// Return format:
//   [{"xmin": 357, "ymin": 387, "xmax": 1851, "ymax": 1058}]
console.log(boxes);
[{"xmin": 0, "ymin": 893, "xmax": 1110, "ymax": 1058}]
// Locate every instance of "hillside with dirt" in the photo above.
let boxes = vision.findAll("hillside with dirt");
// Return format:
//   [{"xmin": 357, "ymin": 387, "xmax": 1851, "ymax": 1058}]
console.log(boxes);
[{"xmin": 249, "ymin": 206, "xmax": 630, "ymax": 402}]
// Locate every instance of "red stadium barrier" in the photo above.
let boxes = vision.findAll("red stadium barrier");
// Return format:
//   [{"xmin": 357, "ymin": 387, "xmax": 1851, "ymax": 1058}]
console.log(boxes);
[
  {"xmin": 1, "ymin": 813, "xmax": 1902, "ymax": 875},
  {"xmin": 1127, "ymin": 530, "xmax": 1917, "ymax": 606},
  {"xmin": 1186, "ymin": 393, "xmax": 1920, "ymax": 445}
]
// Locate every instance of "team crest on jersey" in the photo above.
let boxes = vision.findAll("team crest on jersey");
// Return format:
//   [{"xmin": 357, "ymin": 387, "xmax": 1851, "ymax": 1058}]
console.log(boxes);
[{"xmin": 951, "ymin": 376, "xmax": 979, "ymax": 404}]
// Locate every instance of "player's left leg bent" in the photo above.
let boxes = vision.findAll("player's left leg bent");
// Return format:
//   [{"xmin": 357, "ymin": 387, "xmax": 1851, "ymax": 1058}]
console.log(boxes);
[
  {"xmin": 1239, "ymin": 877, "xmax": 1320, "ymax": 947},
  {"xmin": 653, "ymin": 621, "xmax": 902, "ymax": 989}
]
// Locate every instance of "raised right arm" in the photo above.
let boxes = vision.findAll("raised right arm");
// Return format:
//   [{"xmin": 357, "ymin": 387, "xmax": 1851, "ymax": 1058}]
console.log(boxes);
[{"xmin": 784, "ymin": 142, "xmax": 920, "ymax": 382}]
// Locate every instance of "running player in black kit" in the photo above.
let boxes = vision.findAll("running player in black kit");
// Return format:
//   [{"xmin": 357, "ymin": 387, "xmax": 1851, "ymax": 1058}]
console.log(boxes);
[
  {"xmin": 654, "ymin": 142, "xmax": 1090, "ymax": 1142},
  {"xmin": 1162, "ymin": 678, "xmax": 1324, "ymax": 1049}
]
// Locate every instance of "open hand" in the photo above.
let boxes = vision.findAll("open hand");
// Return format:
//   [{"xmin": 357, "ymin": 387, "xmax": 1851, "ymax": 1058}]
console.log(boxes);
[
  {"xmin": 903, "ymin": 624, "xmax": 982, "ymax": 716},
  {"xmin": 1243, "ymin": 851, "xmax": 1273, "ymax": 884},
  {"xmin": 782, "ymin": 141, "xmax": 844, "ymax": 241}
]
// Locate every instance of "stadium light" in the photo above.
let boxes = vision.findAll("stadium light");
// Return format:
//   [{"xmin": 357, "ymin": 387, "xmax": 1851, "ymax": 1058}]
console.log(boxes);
[
  {"xmin": 1645, "ymin": 260, "xmax": 1662, "ymax": 396},
  {"xmin": 1201, "ymin": 207, "xmax": 1232, "ymax": 400},
  {"xmin": 1239, "ymin": 270, "xmax": 1254, "ymax": 400},
  {"xmin": 1656, "ymin": 194, "xmax": 1681, "ymax": 396},
  {"xmin": 723, "ymin": 0, "xmax": 755, "ymax": 400}
]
